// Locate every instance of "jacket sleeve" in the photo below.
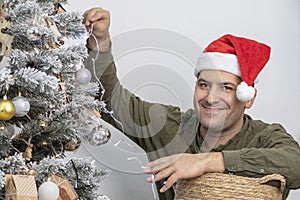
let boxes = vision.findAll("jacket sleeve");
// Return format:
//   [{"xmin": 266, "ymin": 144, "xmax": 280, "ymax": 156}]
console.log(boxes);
[
  {"xmin": 83, "ymin": 46, "xmax": 182, "ymax": 156},
  {"xmin": 222, "ymin": 123, "xmax": 300, "ymax": 190}
]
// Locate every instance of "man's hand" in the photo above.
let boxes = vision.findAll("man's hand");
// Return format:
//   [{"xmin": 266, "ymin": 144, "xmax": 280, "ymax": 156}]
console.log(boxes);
[
  {"xmin": 144, "ymin": 152, "xmax": 225, "ymax": 193},
  {"xmin": 83, "ymin": 7, "xmax": 110, "ymax": 50}
]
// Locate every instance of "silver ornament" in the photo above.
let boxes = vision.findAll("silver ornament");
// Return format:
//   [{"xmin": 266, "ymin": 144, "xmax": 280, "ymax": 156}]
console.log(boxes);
[
  {"xmin": 75, "ymin": 68, "xmax": 92, "ymax": 85},
  {"xmin": 12, "ymin": 96, "xmax": 30, "ymax": 117},
  {"xmin": 27, "ymin": 26, "xmax": 41, "ymax": 41},
  {"xmin": 88, "ymin": 126, "xmax": 111, "ymax": 146}
]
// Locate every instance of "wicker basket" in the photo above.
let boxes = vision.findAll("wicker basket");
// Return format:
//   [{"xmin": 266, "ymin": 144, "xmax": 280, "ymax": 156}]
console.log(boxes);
[{"xmin": 174, "ymin": 173, "xmax": 286, "ymax": 200}]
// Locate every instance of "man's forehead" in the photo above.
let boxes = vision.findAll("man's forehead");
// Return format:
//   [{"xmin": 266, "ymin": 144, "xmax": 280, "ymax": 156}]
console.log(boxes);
[{"xmin": 197, "ymin": 70, "xmax": 241, "ymax": 84}]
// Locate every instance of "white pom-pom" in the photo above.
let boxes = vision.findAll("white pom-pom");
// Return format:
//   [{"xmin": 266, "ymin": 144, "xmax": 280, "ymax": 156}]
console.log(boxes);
[{"xmin": 236, "ymin": 81, "xmax": 255, "ymax": 102}]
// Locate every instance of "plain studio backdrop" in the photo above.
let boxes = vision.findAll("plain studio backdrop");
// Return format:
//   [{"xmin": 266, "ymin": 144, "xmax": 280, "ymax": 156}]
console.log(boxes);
[
  {"xmin": 68, "ymin": 1, "xmax": 300, "ymax": 199},
  {"xmin": 2, "ymin": 0, "xmax": 298, "ymax": 199}
]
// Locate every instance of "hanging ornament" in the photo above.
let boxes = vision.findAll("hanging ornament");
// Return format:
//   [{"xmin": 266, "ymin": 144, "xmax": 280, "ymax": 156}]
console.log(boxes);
[
  {"xmin": 22, "ymin": 143, "xmax": 33, "ymax": 161},
  {"xmin": 12, "ymin": 95, "xmax": 30, "ymax": 117},
  {"xmin": 0, "ymin": 95, "xmax": 15, "ymax": 121},
  {"xmin": 38, "ymin": 180, "xmax": 59, "ymax": 200},
  {"xmin": 88, "ymin": 125, "xmax": 111, "ymax": 146},
  {"xmin": 75, "ymin": 68, "xmax": 92, "ymax": 85},
  {"xmin": 18, "ymin": 134, "xmax": 33, "ymax": 161},
  {"xmin": 64, "ymin": 137, "xmax": 81, "ymax": 151},
  {"xmin": 51, "ymin": 174, "xmax": 78, "ymax": 200},
  {"xmin": 27, "ymin": 25, "xmax": 42, "ymax": 41},
  {"xmin": 5, "ymin": 174, "xmax": 38, "ymax": 199}
]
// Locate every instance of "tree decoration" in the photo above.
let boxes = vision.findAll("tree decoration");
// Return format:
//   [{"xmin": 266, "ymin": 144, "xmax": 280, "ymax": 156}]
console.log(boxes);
[
  {"xmin": 64, "ymin": 136, "xmax": 81, "ymax": 151},
  {"xmin": 51, "ymin": 174, "xmax": 78, "ymax": 200},
  {"xmin": 75, "ymin": 67, "xmax": 92, "ymax": 85},
  {"xmin": 12, "ymin": 94, "xmax": 30, "ymax": 117},
  {"xmin": 18, "ymin": 134, "xmax": 33, "ymax": 162},
  {"xmin": 27, "ymin": 25, "xmax": 42, "ymax": 42},
  {"xmin": 0, "ymin": 95, "xmax": 15, "ymax": 121},
  {"xmin": 88, "ymin": 125, "xmax": 111, "ymax": 146},
  {"xmin": 5, "ymin": 174, "xmax": 38, "ymax": 199},
  {"xmin": 38, "ymin": 180, "xmax": 60, "ymax": 200}
]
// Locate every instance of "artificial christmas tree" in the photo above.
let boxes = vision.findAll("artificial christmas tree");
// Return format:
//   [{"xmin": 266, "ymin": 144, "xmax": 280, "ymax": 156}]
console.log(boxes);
[{"xmin": 0, "ymin": 0, "xmax": 111, "ymax": 199}]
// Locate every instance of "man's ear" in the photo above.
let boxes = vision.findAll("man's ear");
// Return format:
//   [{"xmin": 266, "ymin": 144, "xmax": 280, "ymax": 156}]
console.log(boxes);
[{"xmin": 245, "ymin": 88, "xmax": 257, "ymax": 109}]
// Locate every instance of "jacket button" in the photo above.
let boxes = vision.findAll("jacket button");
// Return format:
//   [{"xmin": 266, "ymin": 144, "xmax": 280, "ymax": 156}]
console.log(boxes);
[{"xmin": 260, "ymin": 168, "xmax": 265, "ymax": 173}]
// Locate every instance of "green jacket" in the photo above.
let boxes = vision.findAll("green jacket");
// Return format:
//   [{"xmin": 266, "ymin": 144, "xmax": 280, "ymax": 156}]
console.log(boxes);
[{"xmin": 84, "ymin": 48, "xmax": 300, "ymax": 200}]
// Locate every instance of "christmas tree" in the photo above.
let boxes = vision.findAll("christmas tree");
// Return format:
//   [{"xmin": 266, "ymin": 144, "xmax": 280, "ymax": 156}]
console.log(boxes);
[{"xmin": 0, "ymin": 0, "xmax": 111, "ymax": 199}]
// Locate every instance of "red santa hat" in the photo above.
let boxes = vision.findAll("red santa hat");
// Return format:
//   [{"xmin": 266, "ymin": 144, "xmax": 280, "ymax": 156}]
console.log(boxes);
[{"xmin": 194, "ymin": 34, "xmax": 271, "ymax": 102}]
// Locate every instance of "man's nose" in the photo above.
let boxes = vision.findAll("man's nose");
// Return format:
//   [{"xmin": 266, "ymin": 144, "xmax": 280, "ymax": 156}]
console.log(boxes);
[{"xmin": 206, "ymin": 86, "xmax": 222, "ymax": 104}]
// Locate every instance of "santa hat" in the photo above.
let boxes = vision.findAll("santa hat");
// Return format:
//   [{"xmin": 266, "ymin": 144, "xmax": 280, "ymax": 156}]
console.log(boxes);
[{"xmin": 194, "ymin": 34, "xmax": 271, "ymax": 102}]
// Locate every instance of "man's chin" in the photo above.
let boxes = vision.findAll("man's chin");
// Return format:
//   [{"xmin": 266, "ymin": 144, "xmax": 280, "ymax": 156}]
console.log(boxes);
[
  {"xmin": 200, "ymin": 118, "xmax": 226, "ymax": 132},
  {"xmin": 200, "ymin": 111, "xmax": 226, "ymax": 121}
]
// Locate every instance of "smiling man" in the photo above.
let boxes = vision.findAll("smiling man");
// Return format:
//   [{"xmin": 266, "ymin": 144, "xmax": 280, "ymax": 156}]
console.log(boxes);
[
  {"xmin": 83, "ymin": 8, "xmax": 300, "ymax": 200},
  {"xmin": 193, "ymin": 34, "xmax": 264, "ymax": 151},
  {"xmin": 195, "ymin": 70, "xmax": 250, "ymax": 150}
]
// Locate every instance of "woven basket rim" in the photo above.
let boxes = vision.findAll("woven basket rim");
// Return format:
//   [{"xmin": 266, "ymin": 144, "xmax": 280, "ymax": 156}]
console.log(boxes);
[{"xmin": 175, "ymin": 173, "xmax": 286, "ymax": 200}]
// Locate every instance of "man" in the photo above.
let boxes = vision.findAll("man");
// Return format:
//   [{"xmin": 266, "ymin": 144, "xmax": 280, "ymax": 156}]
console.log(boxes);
[{"xmin": 83, "ymin": 7, "xmax": 300, "ymax": 200}]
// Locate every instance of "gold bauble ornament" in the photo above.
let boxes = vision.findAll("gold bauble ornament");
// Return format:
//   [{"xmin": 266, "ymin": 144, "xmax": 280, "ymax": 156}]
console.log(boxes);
[{"xmin": 0, "ymin": 99, "xmax": 15, "ymax": 121}]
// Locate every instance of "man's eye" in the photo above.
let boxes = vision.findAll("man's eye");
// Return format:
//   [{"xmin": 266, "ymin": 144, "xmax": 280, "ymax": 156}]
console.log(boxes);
[
  {"xmin": 223, "ymin": 86, "xmax": 234, "ymax": 91},
  {"xmin": 199, "ymin": 82, "xmax": 208, "ymax": 88}
]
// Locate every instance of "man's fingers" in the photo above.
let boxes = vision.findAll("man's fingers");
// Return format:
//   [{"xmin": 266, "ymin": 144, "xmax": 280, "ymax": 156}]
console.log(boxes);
[
  {"xmin": 154, "ymin": 166, "xmax": 175, "ymax": 182},
  {"xmin": 91, "ymin": 9, "xmax": 110, "ymax": 23},
  {"xmin": 147, "ymin": 154, "xmax": 179, "ymax": 168},
  {"xmin": 146, "ymin": 176, "xmax": 153, "ymax": 183},
  {"xmin": 144, "ymin": 160, "xmax": 169, "ymax": 174},
  {"xmin": 160, "ymin": 175, "xmax": 178, "ymax": 193},
  {"xmin": 83, "ymin": 7, "xmax": 109, "ymax": 27},
  {"xmin": 145, "ymin": 154, "xmax": 182, "ymax": 173}
]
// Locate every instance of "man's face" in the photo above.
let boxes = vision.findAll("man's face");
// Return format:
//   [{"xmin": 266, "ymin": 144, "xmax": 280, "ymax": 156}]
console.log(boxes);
[{"xmin": 194, "ymin": 70, "xmax": 254, "ymax": 133}]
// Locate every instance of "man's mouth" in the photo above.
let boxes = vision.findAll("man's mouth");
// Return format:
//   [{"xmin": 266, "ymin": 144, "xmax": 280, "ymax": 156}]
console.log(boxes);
[{"xmin": 201, "ymin": 104, "xmax": 226, "ymax": 113}]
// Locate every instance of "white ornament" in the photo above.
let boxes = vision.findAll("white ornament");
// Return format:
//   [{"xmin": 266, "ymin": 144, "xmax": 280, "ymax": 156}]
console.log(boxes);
[
  {"xmin": 38, "ymin": 181, "xmax": 59, "ymax": 200},
  {"xmin": 75, "ymin": 68, "xmax": 92, "ymax": 85},
  {"xmin": 12, "ymin": 96, "xmax": 30, "ymax": 117},
  {"xmin": 236, "ymin": 81, "xmax": 255, "ymax": 102},
  {"xmin": 27, "ymin": 26, "xmax": 42, "ymax": 41}
]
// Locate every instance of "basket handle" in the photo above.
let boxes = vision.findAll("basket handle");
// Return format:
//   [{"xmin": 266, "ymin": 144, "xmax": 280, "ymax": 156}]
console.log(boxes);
[{"xmin": 259, "ymin": 174, "xmax": 286, "ymax": 192}]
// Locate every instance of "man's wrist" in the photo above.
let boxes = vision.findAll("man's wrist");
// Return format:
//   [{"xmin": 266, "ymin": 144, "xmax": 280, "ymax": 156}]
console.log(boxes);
[
  {"xmin": 201, "ymin": 152, "xmax": 225, "ymax": 173},
  {"xmin": 87, "ymin": 34, "xmax": 111, "ymax": 52}
]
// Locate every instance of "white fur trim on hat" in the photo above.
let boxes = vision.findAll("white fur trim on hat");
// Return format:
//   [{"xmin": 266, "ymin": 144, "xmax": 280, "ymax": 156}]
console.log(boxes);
[
  {"xmin": 194, "ymin": 52, "xmax": 241, "ymax": 77},
  {"xmin": 236, "ymin": 81, "xmax": 255, "ymax": 102}
]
